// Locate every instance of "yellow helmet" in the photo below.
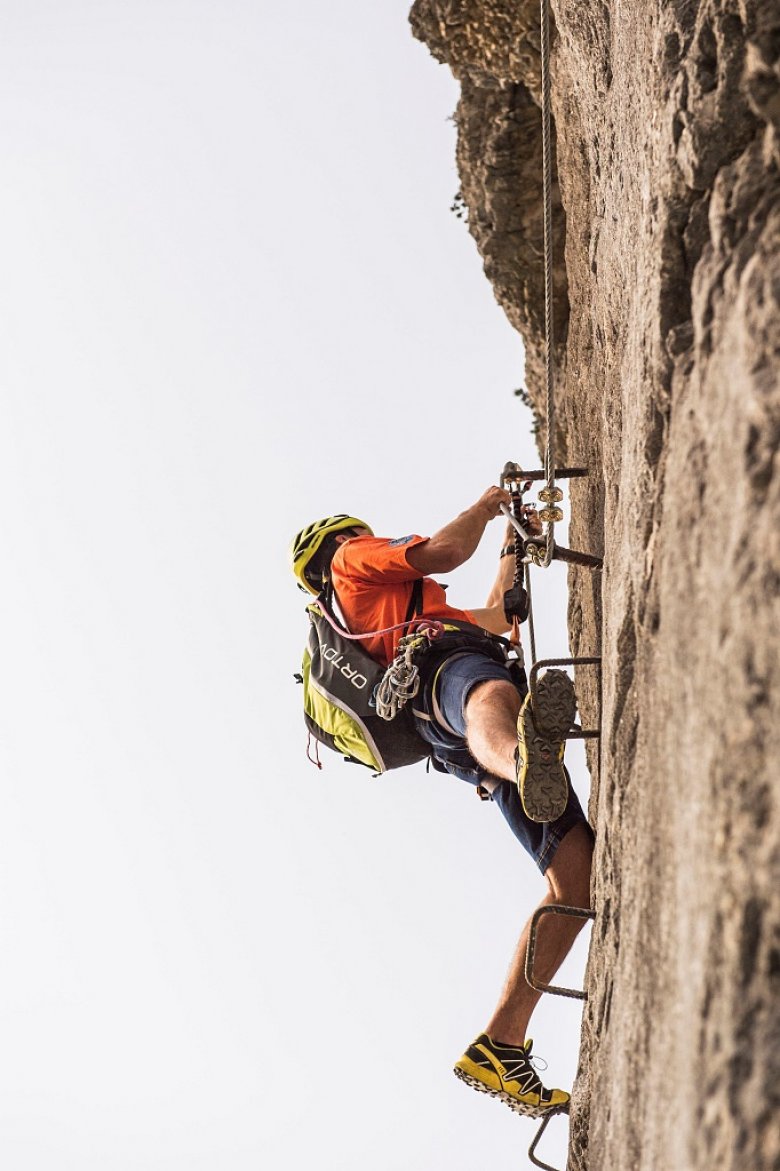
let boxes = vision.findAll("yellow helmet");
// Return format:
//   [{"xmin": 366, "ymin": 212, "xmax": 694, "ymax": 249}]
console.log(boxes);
[{"xmin": 290, "ymin": 514, "xmax": 373, "ymax": 594}]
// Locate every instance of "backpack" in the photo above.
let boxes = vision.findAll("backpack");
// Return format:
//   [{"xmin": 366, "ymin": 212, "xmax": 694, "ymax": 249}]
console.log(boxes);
[
  {"xmin": 297, "ymin": 582, "xmax": 523, "ymax": 775},
  {"xmin": 299, "ymin": 582, "xmax": 431, "ymax": 773}
]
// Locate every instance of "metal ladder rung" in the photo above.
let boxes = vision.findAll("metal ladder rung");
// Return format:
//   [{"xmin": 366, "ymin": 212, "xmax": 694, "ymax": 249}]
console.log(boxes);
[
  {"xmin": 529, "ymin": 656, "xmax": 601, "ymax": 740},
  {"xmin": 525, "ymin": 903, "xmax": 596, "ymax": 1000},
  {"xmin": 528, "ymin": 1108, "xmax": 569, "ymax": 1171},
  {"xmin": 500, "ymin": 465, "xmax": 590, "ymax": 484}
]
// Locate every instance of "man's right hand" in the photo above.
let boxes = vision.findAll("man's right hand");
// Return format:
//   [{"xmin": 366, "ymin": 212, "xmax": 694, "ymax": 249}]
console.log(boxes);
[{"xmin": 475, "ymin": 486, "xmax": 512, "ymax": 519}]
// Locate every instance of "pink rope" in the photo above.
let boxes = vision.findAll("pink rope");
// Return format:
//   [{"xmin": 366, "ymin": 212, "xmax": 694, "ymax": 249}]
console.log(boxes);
[{"xmin": 312, "ymin": 595, "xmax": 445, "ymax": 642}]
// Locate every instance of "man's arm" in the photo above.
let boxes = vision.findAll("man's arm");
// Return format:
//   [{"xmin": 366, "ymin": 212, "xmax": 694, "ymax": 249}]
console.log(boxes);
[
  {"xmin": 405, "ymin": 486, "xmax": 511, "ymax": 575},
  {"xmin": 470, "ymin": 508, "xmax": 543, "ymax": 635}
]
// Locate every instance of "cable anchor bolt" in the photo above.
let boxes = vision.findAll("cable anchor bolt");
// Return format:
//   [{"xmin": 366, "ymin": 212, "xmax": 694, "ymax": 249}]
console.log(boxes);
[
  {"xmin": 537, "ymin": 485, "xmax": 563, "ymax": 504},
  {"xmin": 525, "ymin": 543, "xmax": 548, "ymax": 567},
  {"xmin": 539, "ymin": 506, "xmax": 564, "ymax": 524}
]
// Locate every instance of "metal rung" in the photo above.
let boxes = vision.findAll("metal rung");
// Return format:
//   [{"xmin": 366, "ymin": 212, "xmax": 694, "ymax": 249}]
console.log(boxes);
[
  {"xmin": 549, "ymin": 544, "xmax": 603, "ymax": 570},
  {"xmin": 500, "ymin": 464, "xmax": 589, "ymax": 486},
  {"xmin": 528, "ymin": 1109, "xmax": 569, "ymax": 1170},
  {"xmin": 525, "ymin": 904, "xmax": 596, "ymax": 999},
  {"xmin": 529, "ymin": 656, "xmax": 601, "ymax": 740}
]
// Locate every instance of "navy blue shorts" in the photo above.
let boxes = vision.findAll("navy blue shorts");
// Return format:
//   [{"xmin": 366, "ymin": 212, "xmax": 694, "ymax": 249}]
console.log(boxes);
[{"xmin": 412, "ymin": 651, "xmax": 592, "ymax": 874}]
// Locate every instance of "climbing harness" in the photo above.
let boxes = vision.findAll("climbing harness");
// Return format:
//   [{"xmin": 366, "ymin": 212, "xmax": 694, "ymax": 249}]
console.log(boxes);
[{"xmin": 377, "ymin": 620, "xmax": 524, "ymax": 723}]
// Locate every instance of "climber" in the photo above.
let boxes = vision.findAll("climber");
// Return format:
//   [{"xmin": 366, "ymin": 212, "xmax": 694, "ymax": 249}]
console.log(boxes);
[{"xmin": 290, "ymin": 486, "xmax": 594, "ymax": 1118}]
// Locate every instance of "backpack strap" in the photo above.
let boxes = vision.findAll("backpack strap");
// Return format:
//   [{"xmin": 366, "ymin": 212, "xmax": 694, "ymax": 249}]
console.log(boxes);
[{"xmin": 404, "ymin": 577, "xmax": 424, "ymax": 623}]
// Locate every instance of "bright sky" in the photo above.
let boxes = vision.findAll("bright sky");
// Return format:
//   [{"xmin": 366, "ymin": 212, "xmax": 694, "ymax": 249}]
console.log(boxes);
[{"xmin": 0, "ymin": 4, "xmax": 592, "ymax": 1168}]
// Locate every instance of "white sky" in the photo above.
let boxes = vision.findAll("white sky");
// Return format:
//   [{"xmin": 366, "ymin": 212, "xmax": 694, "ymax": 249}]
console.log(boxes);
[{"xmin": 0, "ymin": 4, "xmax": 593, "ymax": 1168}]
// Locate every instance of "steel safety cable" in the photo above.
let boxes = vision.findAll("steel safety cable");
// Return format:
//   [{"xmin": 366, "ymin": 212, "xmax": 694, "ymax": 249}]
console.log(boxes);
[{"xmin": 539, "ymin": 0, "xmax": 556, "ymax": 569}]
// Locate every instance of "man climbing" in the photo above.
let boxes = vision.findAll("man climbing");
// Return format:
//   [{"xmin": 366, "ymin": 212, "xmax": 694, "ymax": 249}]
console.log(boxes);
[{"xmin": 290, "ymin": 485, "xmax": 594, "ymax": 1118}]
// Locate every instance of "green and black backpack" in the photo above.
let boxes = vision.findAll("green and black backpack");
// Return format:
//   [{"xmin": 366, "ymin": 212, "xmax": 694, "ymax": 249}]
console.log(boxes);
[
  {"xmin": 299, "ymin": 582, "xmax": 430, "ymax": 773},
  {"xmin": 297, "ymin": 580, "xmax": 523, "ymax": 774}
]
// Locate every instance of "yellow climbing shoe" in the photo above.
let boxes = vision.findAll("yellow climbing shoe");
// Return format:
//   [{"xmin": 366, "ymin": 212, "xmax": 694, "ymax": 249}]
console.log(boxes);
[
  {"xmin": 516, "ymin": 669, "xmax": 575, "ymax": 823},
  {"xmin": 454, "ymin": 1034, "xmax": 570, "ymax": 1118}
]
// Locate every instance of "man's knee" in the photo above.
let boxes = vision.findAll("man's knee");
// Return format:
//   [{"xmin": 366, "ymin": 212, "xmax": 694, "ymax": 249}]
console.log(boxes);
[{"xmin": 464, "ymin": 678, "xmax": 522, "ymax": 723}]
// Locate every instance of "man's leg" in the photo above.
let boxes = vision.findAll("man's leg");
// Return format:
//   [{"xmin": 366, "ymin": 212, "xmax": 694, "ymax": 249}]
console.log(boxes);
[
  {"xmin": 463, "ymin": 677, "xmax": 523, "ymax": 782},
  {"xmin": 465, "ymin": 672, "xmax": 574, "ymax": 822},
  {"xmin": 463, "ymin": 678, "xmax": 593, "ymax": 1043},
  {"xmin": 453, "ymin": 821, "xmax": 593, "ymax": 1115},
  {"xmin": 424, "ymin": 665, "xmax": 593, "ymax": 1114},
  {"xmin": 484, "ymin": 822, "xmax": 593, "ymax": 1045}
]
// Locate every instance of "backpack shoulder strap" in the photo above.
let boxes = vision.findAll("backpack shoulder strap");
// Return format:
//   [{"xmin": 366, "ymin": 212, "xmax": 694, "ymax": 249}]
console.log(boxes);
[
  {"xmin": 317, "ymin": 584, "xmax": 349, "ymax": 632},
  {"xmin": 405, "ymin": 577, "xmax": 424, "ymax": 622}
]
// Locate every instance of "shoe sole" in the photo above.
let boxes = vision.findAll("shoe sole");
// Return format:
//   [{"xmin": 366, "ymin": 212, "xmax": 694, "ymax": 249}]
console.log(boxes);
[
  {"xmin": 533, "ymin": 669, "xmax": 577, "ymax": 739},
  {"xmin": 518, "ymin": 670, "xmax": 576, "ymax": 823},
  {"xmin": 453, "ymin": 1066, "xmax": 569, "ymax": 1119}
]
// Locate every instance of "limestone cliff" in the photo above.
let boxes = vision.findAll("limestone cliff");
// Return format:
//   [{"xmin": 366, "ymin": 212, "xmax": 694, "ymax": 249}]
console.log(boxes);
[{"xmin": 410, "ymin": 3, "xmax": 780, "ymax": 1168}]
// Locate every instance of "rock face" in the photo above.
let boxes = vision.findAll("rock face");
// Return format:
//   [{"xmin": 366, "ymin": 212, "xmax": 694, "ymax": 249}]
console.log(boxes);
[{"xmin": 411, "ymin": 3, "xmax": 780, "ymax": 1168}]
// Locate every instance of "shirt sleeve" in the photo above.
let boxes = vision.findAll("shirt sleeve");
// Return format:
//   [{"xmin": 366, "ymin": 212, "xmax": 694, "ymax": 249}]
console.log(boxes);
[{"xmin": 333, "ymin": 534, "xmax": 429, "ymax": 585}]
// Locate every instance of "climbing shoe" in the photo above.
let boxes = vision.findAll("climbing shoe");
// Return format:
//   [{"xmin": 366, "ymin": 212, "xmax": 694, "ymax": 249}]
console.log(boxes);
[
  {"xmin": 516, "ymin": 669, "xmax": 576, "ymax": 823},
  {"xmin": 453, "ymin": 1034, "xmax": 569, "ymax": 1118}
]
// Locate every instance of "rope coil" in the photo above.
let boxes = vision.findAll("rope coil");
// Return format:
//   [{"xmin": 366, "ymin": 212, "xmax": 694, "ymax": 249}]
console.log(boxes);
[{"xmin": 375, "ymin": 631, "xmax": 433, "ymax": 720}]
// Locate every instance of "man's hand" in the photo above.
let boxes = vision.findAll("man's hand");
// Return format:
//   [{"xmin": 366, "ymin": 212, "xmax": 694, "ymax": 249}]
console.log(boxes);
[
  {"xmin": 522, "ymin": 505, "xmax": 543, "ymax": 538},
  {"xmin": 502, "ymin": 504, "xmax": 542, "ymax": 547},
  {"xmin": 476, "ymin": 485, "xmax": 512, "ymax": 519}
]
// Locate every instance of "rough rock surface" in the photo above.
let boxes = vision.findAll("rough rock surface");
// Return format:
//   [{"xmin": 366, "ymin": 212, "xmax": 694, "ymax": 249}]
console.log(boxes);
[{"xmin": 411, "ymin": 3, "xmax": 780, "ymax": 1168}]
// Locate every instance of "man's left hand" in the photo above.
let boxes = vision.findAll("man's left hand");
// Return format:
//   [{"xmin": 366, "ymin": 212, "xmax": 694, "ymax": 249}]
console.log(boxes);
[{"xmin": 522, "ymin": 506, "xmax": 543, "ymax": 538}]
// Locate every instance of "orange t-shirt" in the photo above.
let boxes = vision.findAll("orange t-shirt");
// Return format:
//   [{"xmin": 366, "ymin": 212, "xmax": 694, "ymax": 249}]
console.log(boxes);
[{"xmin": 330, "ymin": 534, "xmax": 476, "ymax": 666}]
